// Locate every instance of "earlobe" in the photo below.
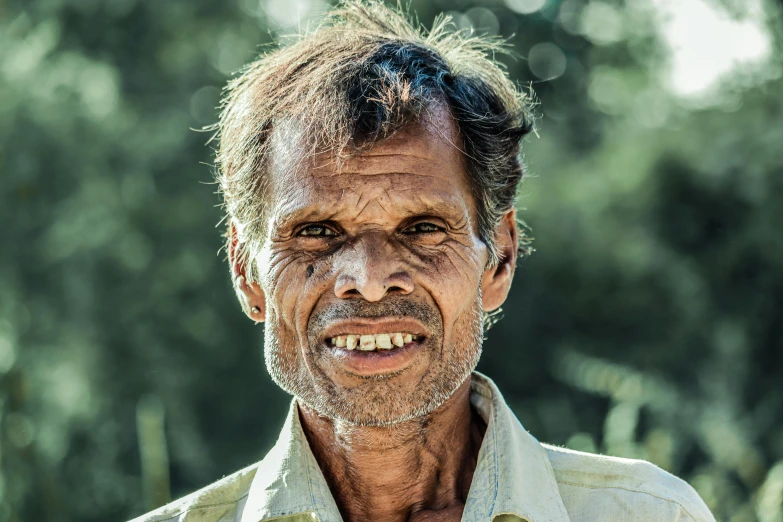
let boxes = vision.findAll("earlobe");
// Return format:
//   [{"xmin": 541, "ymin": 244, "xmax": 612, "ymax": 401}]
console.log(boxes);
[
  {"xmin": 229, "ymin": 220, "xmax": 267, "ymax": 323},
  {"xmin": 480, "ymin": 210, "xmax": 518, "ymax": 312},
  {"xmin": 234, "ymin": 274, "xmax": 267, "ymax": 322}
]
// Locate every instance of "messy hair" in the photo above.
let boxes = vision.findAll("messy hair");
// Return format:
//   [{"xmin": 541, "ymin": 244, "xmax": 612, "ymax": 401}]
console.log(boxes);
[{"xmin": 216, "ymin": 0, "xmax": 535, "ymax": 283}]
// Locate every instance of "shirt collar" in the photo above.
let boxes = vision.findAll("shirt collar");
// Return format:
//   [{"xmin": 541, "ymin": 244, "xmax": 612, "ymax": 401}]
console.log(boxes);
[
  {"xmin": 464, "ymin": 373, "xmax": 571, "ymax": 522},
  {"xmin": 241, "ymin": 372, "xmax": 570, "ymax": 522},
  {"xmin": 240, "ymin": 399, "xmax": 342, "ymax": 522}
]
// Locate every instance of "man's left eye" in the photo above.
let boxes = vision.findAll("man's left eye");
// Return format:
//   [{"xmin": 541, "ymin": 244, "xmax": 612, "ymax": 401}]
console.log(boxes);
[
  {"xmin": 402, "ymin": 222, "xmax": 443, "ymax": 234},
  {"xmin": 297, "ymin": 224, "xmax": 338, "ymax": 237}
]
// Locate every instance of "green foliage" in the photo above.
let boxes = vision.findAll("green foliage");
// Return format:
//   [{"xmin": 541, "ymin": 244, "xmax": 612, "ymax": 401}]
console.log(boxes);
[{"xmin": 1, "ymin": 0, "xmax": 781, "ymax": 521}]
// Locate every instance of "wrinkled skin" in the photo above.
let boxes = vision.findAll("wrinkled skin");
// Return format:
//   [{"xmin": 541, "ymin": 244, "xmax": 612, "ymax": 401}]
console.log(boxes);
[{"xmin": 231, "ymin": 109, "xmax": 518, "ymax": 522}]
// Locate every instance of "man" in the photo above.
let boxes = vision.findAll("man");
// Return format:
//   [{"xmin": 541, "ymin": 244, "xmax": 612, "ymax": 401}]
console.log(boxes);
[{"xmin": 133, "ymin": 1, "xmax": 715, "ymax": 521}]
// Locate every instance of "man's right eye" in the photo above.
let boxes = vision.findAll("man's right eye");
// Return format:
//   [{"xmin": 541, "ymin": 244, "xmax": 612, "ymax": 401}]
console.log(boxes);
[{"xmin": 297, "ymin": 224, "xmax": 338, "ymax": 237}]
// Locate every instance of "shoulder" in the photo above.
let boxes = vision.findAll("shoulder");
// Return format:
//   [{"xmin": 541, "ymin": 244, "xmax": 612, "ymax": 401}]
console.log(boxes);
[
  {"xmin": 542, "ymin": 444, "xmax": 715, "ymax": 522},
  {"xmin": 127, "ymin": 462, "xmax": 260, "ymax": 522}
]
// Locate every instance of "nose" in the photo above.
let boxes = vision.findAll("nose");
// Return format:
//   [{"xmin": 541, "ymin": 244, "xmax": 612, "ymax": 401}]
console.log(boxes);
[{"xmin": 334, "ymin": 233, "xmax": 414, "ymax": 302}]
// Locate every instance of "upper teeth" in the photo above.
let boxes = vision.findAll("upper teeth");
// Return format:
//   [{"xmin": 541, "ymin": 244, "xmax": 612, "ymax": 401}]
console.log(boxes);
[{"xmin": 331, "ymin": 332, "xmax": 418, "ymax": 351}]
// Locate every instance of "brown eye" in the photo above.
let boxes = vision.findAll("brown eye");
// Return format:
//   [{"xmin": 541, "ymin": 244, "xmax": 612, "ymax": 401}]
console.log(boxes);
[
  {"xmin": 402, "ymin": 222, "xmax": 443, "ymax": 234},
  {"xmin": 297, "ymin": 224, "xmax": 338, "ymax": 237}
]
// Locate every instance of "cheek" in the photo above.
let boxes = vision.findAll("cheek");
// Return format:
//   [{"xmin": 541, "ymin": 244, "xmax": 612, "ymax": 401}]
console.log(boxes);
[
  {"xmin": 259, "ymin": 247, "xmax": 334, "ymax": 339},
  {"xmin": 413, "ymin": 241, "xmax": 486, "ymax": 316}
]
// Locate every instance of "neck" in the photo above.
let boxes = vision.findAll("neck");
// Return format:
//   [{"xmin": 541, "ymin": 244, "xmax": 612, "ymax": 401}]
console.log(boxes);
[{"xmin": 298, "ymin": 377, "xmax": 485, "ymax": 522}]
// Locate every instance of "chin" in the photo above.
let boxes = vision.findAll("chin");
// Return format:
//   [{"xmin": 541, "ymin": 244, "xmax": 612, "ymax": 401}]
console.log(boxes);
[{"xmin": 299, "ymin": 362, "xmax": 476, "ymax": 427}]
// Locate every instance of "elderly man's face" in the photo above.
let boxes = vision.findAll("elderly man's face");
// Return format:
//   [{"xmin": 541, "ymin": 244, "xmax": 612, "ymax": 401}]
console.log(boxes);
[{"xmin": 236, "ymin": 111, "xmax": 516, "ymax": 426}]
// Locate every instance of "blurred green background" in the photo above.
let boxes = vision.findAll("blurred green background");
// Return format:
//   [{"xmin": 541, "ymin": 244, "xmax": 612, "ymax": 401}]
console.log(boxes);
[{"xmin": 1, "ymin": 0, "xmax": 782, "ymax": 520}]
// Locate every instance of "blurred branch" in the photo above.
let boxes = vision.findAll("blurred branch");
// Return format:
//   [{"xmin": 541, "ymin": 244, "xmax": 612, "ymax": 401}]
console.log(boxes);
[
  {"xmin": 756, "ymin": 461, "xmax": 783, "ymax": 522},
  {"xmin": 136, "ymin": 395, "xmax": 171, "ymax": 512}
]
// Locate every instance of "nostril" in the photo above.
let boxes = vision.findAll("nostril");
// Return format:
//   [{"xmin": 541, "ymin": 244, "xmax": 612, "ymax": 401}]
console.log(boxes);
[
  {"xmin": 334, "ymin": 271, "xmax": 413, "ymax": 300},
  {"xmin": 386, "ymin": 272, "xmax": 414, "ymax": 295}
]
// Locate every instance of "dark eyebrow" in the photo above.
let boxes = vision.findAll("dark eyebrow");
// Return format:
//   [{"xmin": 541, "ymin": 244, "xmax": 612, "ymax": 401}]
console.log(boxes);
[
  {"xmin": 271, "ymin": 194, "xmax": 467, "ymax": 232},
  {"xmin": 399, "ymin": 200, "xmax": 458, "ymax": 218},
  {"xmin": 272, "ymin": 206, "xmax": 338, "ymax": 232}
]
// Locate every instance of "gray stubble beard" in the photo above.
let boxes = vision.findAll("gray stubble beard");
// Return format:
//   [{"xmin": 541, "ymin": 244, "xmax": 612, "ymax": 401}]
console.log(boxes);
[{"xmin": 264, "ymin": 293, "xmax": 484, "ymax": 427}]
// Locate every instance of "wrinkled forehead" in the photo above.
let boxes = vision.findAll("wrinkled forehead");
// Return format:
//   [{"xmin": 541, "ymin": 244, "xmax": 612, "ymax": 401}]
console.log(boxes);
[
  {"xmin": 264, "ymin": 106, "xmax": 473, "ymax": 216},
  {"xmin": 266, "ymin": 103, "xmax": 463, "ymax": 181}
]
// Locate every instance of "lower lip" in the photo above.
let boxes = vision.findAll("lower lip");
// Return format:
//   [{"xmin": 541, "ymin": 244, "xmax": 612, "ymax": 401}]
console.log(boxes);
[{"xmin": 326, "ymin": 341, "xmax": 425, "ymax": 376}]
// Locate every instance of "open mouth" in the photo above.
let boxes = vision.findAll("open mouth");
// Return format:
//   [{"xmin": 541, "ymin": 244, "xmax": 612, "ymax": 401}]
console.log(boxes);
[{"xmin": 327, "ymin": 332, "xmax": 423, "ymax": 352}]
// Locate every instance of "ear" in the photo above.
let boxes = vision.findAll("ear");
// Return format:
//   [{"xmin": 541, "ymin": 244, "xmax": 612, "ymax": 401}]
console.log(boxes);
[
  {"xmin": 480, "ymin": 209, "xmax": 518, "ymax": 312},
  {"xmin": 228, "ymin": 220, "xmax": 266, "ymax": 323}
]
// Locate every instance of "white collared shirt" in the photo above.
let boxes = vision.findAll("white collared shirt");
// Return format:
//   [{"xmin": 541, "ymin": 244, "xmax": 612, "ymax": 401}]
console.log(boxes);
[{"xmin": 130, "ymin": 373, "xmax": 715, "ymax": 522}]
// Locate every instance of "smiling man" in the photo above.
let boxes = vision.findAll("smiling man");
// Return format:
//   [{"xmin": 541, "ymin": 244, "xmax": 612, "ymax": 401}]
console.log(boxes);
[{"xmin": 133, "ymin": 2, "xmax": 715, "ymax": 521}]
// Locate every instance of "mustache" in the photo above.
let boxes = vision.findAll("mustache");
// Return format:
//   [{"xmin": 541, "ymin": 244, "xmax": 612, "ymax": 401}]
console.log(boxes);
[{"xmin": 308, "ymin": 296, "xmax": 442, "ymax": 333}]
